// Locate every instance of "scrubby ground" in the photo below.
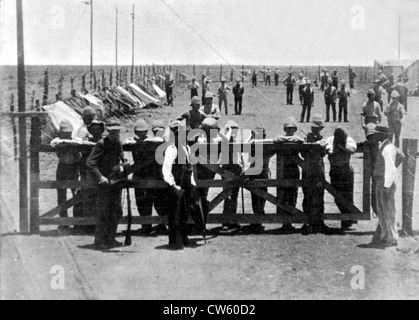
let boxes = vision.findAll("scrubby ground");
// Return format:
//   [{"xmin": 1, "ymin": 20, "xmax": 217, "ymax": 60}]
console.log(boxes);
[{"xmin": 1, "ymin": 66, "xmax": 419, "ymax": 300}]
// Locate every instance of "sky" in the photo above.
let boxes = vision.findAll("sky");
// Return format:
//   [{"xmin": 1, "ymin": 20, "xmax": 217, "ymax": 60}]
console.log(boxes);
[{"xmin": 1, "ymin": 0, "xmax": 419, "ymax": 66}]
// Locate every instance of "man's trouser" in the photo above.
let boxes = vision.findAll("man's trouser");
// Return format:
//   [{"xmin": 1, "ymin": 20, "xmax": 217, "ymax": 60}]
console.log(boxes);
[
  {"xmin": 389, "ymin": 121, "xmax": 402, "ymax": 148},
  {"xmin": 265, "ymin": 76, "xmax": 271, "ymax": 86},
  {"xmin": 339, "ymin": 99, "xmax": 348, "ymax": 122},
  {"xmin": 302, "ymin": 169, "xmax": 325, "ymax": 227},
  {"xmin": 197, "ymin": 165, "xmax": 217, "ymax": 222},
  {"xmin": 350, "ymin": 80, "xmax": 355, "ymax": 90},
  {"xmin": 402, "ymin": 96, "xmax": 408, "ymax": 112},
  {"xmin": 234, "ymin": 97, "xmax": 243, "ymax": 115},
  {"xmin": 286, "ymin": 87, "xmax": 294, "ymax": 105},
  {"xmin": 56, "ymin": 164, "xmax": 79, "ymax": 219},
  {"xmin": 282, "ymin": 165, "xmax": 300, "ymax": 226},
  {"xmin": 219, "ymin": 96, "xmax": 228, "ymax": 115},
  {"xmin": 135, "ymin": 186, "xmax": 168, "ymax": 230},
  {"xmin": 249, "ymin": 171, "xmax": 270, "ymax": 217},
  {"xmin": 95, "ymin": 184, "xmax": 122, "ymax": 246},
  {"xmin": 191, "ymin": 89, "xmax": 198, "ymax": 99},
  {"xmin": 166, "ymin": 89, "xmax": 173, "ymax": 105},
  {"xmin": 252, "ymin": 78, "xmax": 257, "ymax": 87},
  {"xmin": 375, "ymin": 98, "xmax": 383, "ymax": 112},
  {"xmin": 275, "ymin": 76, "xmax": 279, "ymax": 86},
  {"xmin": 222, "ymin": 164, "xmax": 243, "ymax": 217},
  {"xmin": 374, "ymin": 177, "xmax": 398, "ymax": 243},
  {"xmin": 300, "ymin": 104, "xmax": 312, "ymax": 123},
  {"xmin": 166, "ymin": 189, "xmax": 190, "ymax": 246},
  {"xmin": 325, "ymin": 100, "xmax": 337, "ymax": 122},
  {"xmin": 330, "ymin": 166, "xmax": 355, "ymax": 228}
]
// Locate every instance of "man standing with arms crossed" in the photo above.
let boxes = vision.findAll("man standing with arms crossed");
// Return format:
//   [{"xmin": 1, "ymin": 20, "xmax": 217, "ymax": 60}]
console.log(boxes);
[
  {"xmin": 283, "ymin": 72, "xmax": 296, "ymax": 106},
  {"xmin": 218, "ymin": 77, "xmax": 231, "ymax": 115}
]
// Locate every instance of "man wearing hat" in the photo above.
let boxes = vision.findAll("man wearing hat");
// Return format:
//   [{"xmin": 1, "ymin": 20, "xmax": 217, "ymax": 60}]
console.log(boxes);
[
  {"xmin": 77, "ymin": 107, "xmax": 98, "ymax": 179},
  {"xmin": 297, "ymin": 74, "xmax": 307, "ymax": 106},
  {"xmin": 273, "ymin": 117, "xmax": 305, "ymax": 232},
  {"xmin": 320, "ymin": 69, "xmax": 329, "ymax": 92},
  {"xmin": 391, "ymin": 77, "xmax": 409, "ymax": 112},
  {"xmin": 300, "ymin": 80, "xmax": 314, "ymax": 123},
  {"xmin": 233, "ymin": 78, "xmax": 245, "ymax": 115},
  {"xmin": 362, "ymin": 89, "xmax": 382, "ymax": 126},
  {"xmin": 87, "ymin": 119, "xmax": 125, "ymax": 249},
  {"xmin": 221, "ymin": 120, "xmax": 242, "ymax": 231},
  {"xmin": 200, "ymin": 92, "xmax": 221, "ymax": 120},
  {"xmin": 371, "ymin": 126, "xmax": 405, "ymax": 247},
  {"xmin": 362, "ymin": 123, "xmax": 379, "ymax": 216},
  {"xmin": 188, "ymin": 77, "xmax": 200, "ymax": 99},
  {"xmin": 384, "ymin": 91, "xmax": 407, "ymax": 148},
  {"xmin": 177, "ymin": 96, "xmax": 208, "ymax": 130},
  {"xmin": 265, "ymin": 68, "xmax": 271, "ymax": 86},
  {"xmin": 337, "ymin": 81, "xmax": 351, "ymax": 123},
  {"xmin": 274, "ymin": 68, "xmax": 281, "ymax": 86},
  {"xmin": 332, "ymin": 69, "xmax": 339, "ymax": 89},
  {"xmin": 162, "ymin": 120, "xmax": 197, "ymax": 249},
  {"xmin": 324, "ymin": 78, "xmax": 337, "ymax": 123},
  {"xmin": 301, "ymin": 115, "xmax": 332, "ymax": 235},
  {"xmin": 165, "ymin": 73, "xmax": 175, "ymax": 107},
  {"xmin": 148, "ymin": 120, "xmax": 166, "ymax": 142},
  {"xmin": 124, "ymin": 119, "xmax": 164, "ymax": 235},
  {"xmin": 202, "ymin": 77, "xmax": 212, "ymax": 105},
  {"xmin": 349, "ymin": 68, "xmax": 357, "ymax": 90},
  {"xmin": 51, "ymin": 121, "xmax": 82, "ymax": 231},
  {"xmin": 252, "ymin": 70, "xmax": 258, "ymax": 87},
  {"xmin": 283, "ymin": 72, "xmax": 297, "ymax": 105},
  {"xmin": 79, "ymin": 119, "xmax": 106, "ymax": 234},
  {"xmin": 373, "ymin": 79, "xmax": 384, "ymax": 112},
  {"xmin": 218, "ymin": 77, "xmax": 231, "ymax": 115}
]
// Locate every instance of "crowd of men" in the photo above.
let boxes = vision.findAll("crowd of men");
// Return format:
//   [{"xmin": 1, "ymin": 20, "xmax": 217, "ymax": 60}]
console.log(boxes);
[{"xmin": 49, "ymin": 67, "xmax": 409, "ymax": 251}]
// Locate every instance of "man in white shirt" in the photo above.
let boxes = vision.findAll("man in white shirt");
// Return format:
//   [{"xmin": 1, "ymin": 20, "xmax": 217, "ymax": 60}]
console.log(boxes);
[
  {"xmin": 372, "ymin": 126, "xmax": 405, "ymax": 247},
  {"xmin": 162, "ymin": 121, "xmax": 197, "ymax": 249}
]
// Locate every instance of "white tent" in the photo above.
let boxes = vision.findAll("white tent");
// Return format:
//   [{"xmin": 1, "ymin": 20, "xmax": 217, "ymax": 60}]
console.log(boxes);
[
  {"xmin": 42, "ymin": 101, "xmax": 84, "ymax": 140},
  {"xmin": 152, "ymin": 84, "xmax": 167, "ymax": 99},
  {"xmin": 115, "ymin": 86, "xmax": 146, "ymax": 108},
  {"xmin": 129, "ymin": 83, "xmax": 160, "ymax": 105}
]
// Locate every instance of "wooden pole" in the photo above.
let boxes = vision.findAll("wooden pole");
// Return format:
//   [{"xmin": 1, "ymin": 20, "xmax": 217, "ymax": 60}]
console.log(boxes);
[
  {"xmin": 131, "ymin": 4, "xmax": 135, "ymax": 83},
  {"xmin": 70, "ymin": 76, "xmax": 76, "ymax": 97},
  {"xmin": 231, "ymin": 68, "xmax": 234, "ymax": 82},
  {"xmin": 42, "ymin": 70, "xmax": 49, "ymax": 106},
  {"xmin": 93, "ymin": 70, "xmax": 97, "ymax": 90},
  {"xmin": 17, "ymin": 0, "xmax": 29, "ymax": 233},
  {"xmin": 30, "ymin": 99, "xmax": 41, "ymax": 234},
  {"xmin": 82, "ymin": 73, "xmax": 86, "ymax": 93},
  {"xmin": 402, "ymin": 139, "xmax": 417, "ymax": 237},
  {"xmin": 276, "ymin": 152, "xmax": 285, "ymax": 221},
  {"xmin": 115, "ymin": 5, "xmax": 118, "ymax": 73},
  {"xmin": 10, "ymin": 94, "xmax": 18, "ymax": 161},
  {"xmin": 220, "ymin": 64, "xmax": 223, "ymax": 82},
  {"xmin": 242, "ymin": 65, "xmax": 245, "ymax": 82},
  {"xmin": 90, "ymin": 0, "xmax": 94, "ymax": 74}
]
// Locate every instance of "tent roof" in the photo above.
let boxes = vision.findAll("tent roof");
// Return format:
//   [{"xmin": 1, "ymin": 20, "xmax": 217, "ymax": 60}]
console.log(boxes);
[{"xmin": 375, "ymin": 59, "xmax": 418, "ymax": 69}]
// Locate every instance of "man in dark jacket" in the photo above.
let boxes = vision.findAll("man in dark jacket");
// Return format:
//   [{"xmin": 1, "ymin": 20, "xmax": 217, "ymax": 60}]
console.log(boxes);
[
  {"xmin": 87, "ymin": 119, "xmax": 125, "ymax": 250},
  {"xmin": 233, "ymin": 78, "xmax": 245, "ymax": 115},
  {"xmin": 283, "ymin": 72, "xmax": 296, "ymax": 105},
  {"xmin": 300, "ymin": 80, "xmax": 314, "ymax": 123}
]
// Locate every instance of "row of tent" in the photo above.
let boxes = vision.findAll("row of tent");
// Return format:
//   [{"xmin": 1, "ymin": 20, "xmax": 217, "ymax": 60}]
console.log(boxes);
[{"xmin": 41, "ymin": 82, "xmax": 167, "ymax": 140}]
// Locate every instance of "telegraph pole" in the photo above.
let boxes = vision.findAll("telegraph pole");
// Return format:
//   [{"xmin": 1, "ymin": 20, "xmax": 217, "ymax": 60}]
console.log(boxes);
[
  {"xmin": 16, "ymin": 0, "xmax": 29, "ymax": 233},
  {"xmin": 131, "ymin": 4, "xmax": 135, "ymax": 83},
  {"xmin": 115, "ymin": 5, "xmax": 118, "ymax": 72},
  {"xmin": 90, "ymin": 0, "xmax": 94, "ymax": 74}
]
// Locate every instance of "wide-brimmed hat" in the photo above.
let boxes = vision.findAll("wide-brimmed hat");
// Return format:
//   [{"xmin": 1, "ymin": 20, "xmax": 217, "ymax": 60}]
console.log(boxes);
[
  {"xmin": 201, "ymin": 118, "xmax": 220, "ymax": 130},
  {"xmin": 363, "ymin": 123, "xmax": 377, "ymax": 137},
  {"xmin": 372, "ymin": 126, "xmax": 391, "ymax": 135},
  {"xmin": 191, "ymin": 96, "xmax": 201, "ymax": 106},
  {"xmin": 284, "ymin": 116, "xmax": 297, "ymax": 129},
  {"xmin": 311, "ymin": 114, "xmax": 325, "ymax": 128},
  {"xmin": 367, "ymin": 89, "xmax": 376, "ymax": 97},
  {"xmin": 59, "ymin": 120, "xmax": 74, "ymax": 133},
  {"xmin": 134, "ymin": 119, "xmax": 149, "ymax": 132},
  {"xmin": 88, "ymin": 120, "xmax": 105, "ymax": 131},
  {"xmin": 82, "ymin": 107, "xmax": 96, "ymax": 118},
  {"xmin": 220, "ymin": 76, "xmax": 227, "ymax": 82},
  {"xmin": 226, "ymin": 120, "xmax": 239, "ymax": 129},
  {"xmin": 151, "ymin": 120, "xmax": 165, "ymax": 131},
  {"xmin": 106, "ymin": 119, "xmax": 122, "ymax": 131},
  {"xmin": 391, "ymin": 90, "xmax": 400, "ymax": 98}
]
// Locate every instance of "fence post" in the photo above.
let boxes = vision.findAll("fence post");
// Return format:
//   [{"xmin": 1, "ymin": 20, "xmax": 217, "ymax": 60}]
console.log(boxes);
[
  {"xmin": 30, "ymin": 99, "xmax": 41, "ymax": 234},
  {"xmin": 277, "ymin": 152, "xmax": 284, "ymax": 218},
  {"xmin": 42, "ymin": 70, "xmax": 49, "ymax": 106},
  {"xmin": 402, "ymin": 139, "xmax": 417, "ymax": 237},
  {"xmin": 10, "ymin": 93, "xmax": 18, "ymax": 160}
]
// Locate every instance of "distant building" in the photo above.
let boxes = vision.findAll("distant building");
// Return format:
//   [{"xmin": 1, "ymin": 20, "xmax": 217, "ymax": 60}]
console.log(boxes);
[{"xmin": 374, "ymin": 59, "xmax": 419, "ymax": 89}]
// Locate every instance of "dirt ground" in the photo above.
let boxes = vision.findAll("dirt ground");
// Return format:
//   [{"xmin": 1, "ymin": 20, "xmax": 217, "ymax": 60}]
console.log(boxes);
[{"xmin": 1, "ymin": 70, "xmax": 419, "ymax": 300}]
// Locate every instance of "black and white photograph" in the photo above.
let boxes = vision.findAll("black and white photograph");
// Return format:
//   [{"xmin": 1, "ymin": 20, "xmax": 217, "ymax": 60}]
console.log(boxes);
[{"xmin": 1, "ymin": 0, "xmax": 419, "ymax": 303}]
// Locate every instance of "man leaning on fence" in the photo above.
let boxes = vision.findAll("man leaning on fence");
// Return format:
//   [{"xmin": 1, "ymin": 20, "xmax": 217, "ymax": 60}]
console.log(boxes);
[
  {"xmin": 87, "ymin": 119, "xmax": 126, "ymax": 250},
  {"xmin": 371, "ymin": 126, "xmax": 405, "ymax": 247}
]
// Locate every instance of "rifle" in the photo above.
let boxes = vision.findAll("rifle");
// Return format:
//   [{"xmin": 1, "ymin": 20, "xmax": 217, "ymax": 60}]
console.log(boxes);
[
  {"xmin": 125, "ymin": 186, "xmax": 133, "ymax": 247},
  {"xmin": 240, "ymin": 154, "xmax": 246, "ymax": 215}
]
